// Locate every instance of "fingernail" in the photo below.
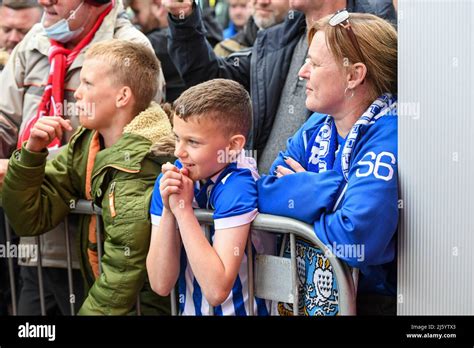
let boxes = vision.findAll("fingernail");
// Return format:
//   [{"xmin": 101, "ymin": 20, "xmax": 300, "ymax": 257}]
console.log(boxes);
[
  {"xmin": 283, "ymin": 156, "xmax": 289, "ymax": 160},
  {"xmin": 273, "ymin": 169, "xmax": 278, "ymax": 175}
]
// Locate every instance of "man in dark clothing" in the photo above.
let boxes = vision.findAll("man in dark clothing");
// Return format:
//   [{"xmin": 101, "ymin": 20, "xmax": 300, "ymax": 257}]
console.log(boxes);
[{"xmin": 164, "ymin": 0, "xmax": 396, "ymax": 174}]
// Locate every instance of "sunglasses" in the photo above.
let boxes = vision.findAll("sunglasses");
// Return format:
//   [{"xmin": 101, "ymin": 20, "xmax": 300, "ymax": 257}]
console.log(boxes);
[{"xmin": 329, "ymin": 9, "xmax": 366, "ymax": 65}]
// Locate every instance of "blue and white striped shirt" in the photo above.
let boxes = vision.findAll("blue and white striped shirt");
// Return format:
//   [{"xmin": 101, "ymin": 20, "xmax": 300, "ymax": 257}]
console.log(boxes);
[{"xmin": 150, "ymin": 156, "xmax": 273, "ymax": 315}]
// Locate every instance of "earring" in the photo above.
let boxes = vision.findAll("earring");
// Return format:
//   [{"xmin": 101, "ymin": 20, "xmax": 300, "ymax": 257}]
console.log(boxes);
[{"xmin": 344, "ymin": 87, "xmax": 355, "ymax": 99}]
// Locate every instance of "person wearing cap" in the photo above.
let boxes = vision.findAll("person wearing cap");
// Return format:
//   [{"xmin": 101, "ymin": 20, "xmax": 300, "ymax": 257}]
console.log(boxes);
[
  {"xmin": 0, "ymin": 0, "xmax": 42, "ymax": 71},
  {"xmin": 0, "ymin": 0, "xmax": 169, "ymax": 315}
]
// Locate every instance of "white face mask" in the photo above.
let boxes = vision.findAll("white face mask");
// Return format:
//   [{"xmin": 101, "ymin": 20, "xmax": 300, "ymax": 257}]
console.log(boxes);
[{"xmin": 41, "ymin": 1, "xmax": 85, "ymax": 43}]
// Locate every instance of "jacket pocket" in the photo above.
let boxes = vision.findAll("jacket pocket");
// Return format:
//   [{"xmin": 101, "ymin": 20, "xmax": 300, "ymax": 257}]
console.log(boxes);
[{"xmin": 106, "ymin": 180, "xmax": 148, "ymax": 224}]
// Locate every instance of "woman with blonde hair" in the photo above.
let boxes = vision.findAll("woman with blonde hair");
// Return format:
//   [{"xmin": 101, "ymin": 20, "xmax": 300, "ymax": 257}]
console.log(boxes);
[{"xmin": 257, "ymin": 10, "xmax": 398, "ymax": 315}]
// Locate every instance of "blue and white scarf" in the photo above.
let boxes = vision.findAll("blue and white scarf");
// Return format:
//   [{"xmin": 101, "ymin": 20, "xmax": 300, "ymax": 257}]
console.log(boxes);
[{"xmin": 305, "ymin": 93, "xmax": 397, "ymax": 181}]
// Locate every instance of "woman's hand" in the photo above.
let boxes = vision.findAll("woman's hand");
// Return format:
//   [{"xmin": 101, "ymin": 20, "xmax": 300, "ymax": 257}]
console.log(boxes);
[{"xmin": 274, "ymin": 156, "xmax": 306, "ymax": 178}]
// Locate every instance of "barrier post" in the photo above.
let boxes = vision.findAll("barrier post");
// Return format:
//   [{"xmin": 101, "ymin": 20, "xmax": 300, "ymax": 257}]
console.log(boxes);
[
  {"xmin": 4, "ymin": 216, "xmax": 17, "ymax": 315},
  {"xmin": 170, "ymin": 287, "xmax": 178, "ymax": 316},
  {"xmin": 289, "ymin": 233, "xmax": 298, "ymax": 316},
  {"xmin": 35, "ymin": 236, "xmax": 46, "ymax": 316},
  {"xmin": 64, "ymin": 218, "xmax": 76, "ymax": 315},
  {"xmin": 246, "ymin": 237, "xmax": 254, "ymax": 315}
]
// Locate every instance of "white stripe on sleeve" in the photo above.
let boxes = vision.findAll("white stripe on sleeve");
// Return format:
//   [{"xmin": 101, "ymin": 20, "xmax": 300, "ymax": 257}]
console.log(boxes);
[
  {"xmin": 214, "ymin": 209, "xmax": 258, "ymax": 230},
  {"xmin": 150, "ymin": 214, "xmax": 162, "ymax": 226}
]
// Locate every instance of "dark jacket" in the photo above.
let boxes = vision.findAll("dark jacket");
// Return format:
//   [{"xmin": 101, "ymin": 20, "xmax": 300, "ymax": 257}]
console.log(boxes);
[
  {"xmin": 147, "ymin": 28, "xmax": 186, "ymax": 103},
  {"xmin": 167, "ymin": 2, "xmax": 396, "ymax": 153},
  {"xmin": 233, "ymin": 16, "xmax": 259, "ymax": 48},
  {"xmin": 146, "ymin": 10, "xmax": 222, "ymax": 102}
]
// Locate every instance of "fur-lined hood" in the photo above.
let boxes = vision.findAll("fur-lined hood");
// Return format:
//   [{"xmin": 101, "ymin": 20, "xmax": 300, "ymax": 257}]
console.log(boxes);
[{"xmin": 123, "ymin": 102, "xmax": 175, "ymax": 157}]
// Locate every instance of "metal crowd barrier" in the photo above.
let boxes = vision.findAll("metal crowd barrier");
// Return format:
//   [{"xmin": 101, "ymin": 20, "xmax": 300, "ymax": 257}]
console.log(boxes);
[
  {"xmin": 173, "ymin": 209, "xmax": 358, "ymax": 316},
  {"xmin": 1, "ymin": 201, "xmax": 357, "ymax": 316},
  {"xmin": 2, "ymin": 200, "xmax": 103, "ymax": 316}
]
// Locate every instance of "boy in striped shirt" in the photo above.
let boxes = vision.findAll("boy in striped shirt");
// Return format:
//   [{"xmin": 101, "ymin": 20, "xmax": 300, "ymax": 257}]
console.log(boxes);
[{"xmin": 147, "ymin": 79, "xmax": 272, "ymax": 315}]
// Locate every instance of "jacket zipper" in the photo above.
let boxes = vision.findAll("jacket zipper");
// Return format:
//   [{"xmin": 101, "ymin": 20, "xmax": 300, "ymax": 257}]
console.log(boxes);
[
  {"xmin": 93, "ymin": 165, "xmax": 139, "ymax": 218},
  {"xmin": 109, "ymin": 181, "xmax": 117, "ymax": 218}
]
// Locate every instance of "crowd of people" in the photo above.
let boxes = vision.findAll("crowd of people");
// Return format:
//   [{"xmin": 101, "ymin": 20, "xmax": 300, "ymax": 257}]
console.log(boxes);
[{"xmin": 0, "ymin": 0, "xmax": 398, "ymax": 316}]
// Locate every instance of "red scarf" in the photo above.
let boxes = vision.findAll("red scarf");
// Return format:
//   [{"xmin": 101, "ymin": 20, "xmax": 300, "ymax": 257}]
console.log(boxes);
[{"xmin": 17, "ymin": 2, "xmax": 114, "ymax": 149}]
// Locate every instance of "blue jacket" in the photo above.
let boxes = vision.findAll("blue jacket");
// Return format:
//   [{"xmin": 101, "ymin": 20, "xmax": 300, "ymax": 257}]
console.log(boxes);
[
  {"xmin": 257, "ymin": 112, "xmax": 398, "ymax": 295},
  {"xmin": 167, "ymin": 2, "xmax": 396, "ymax": 154}
]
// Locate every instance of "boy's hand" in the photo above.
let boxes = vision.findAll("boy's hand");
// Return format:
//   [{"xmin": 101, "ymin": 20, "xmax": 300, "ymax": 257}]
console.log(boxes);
[
  {"xmin": 161, "ymin": 161, "xmax": 180, "ymax": 175},
  {"xmin": 160, "ymin": 163, "xmax": 183, "ymax": 210},
  {"xmin": 25, "ymin": 116, "xmax": 72, "ymax": 153},
  {"xmin": 169, "ymin": 167, "xmax": 194, "ymax": 216},
  {"xmin": 163, "ymin": 0, "xmax": 194, "ymax": 18}
]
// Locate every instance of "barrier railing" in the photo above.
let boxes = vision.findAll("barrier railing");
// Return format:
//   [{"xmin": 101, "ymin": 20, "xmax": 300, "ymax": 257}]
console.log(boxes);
[
  {"xmin": 174, "ymin": 209, "xmax": 357, "ymax": 316},
  {"xmin": 3, "ymin": 210, "xmax": 17, "ymax": 315},
  {"xmin": 1, "ymin": 200, "xmax": 103, "ymax": 316},
  {"xmin": 1, "ymin": 201, "xmax": 357, "ymax": 316}
]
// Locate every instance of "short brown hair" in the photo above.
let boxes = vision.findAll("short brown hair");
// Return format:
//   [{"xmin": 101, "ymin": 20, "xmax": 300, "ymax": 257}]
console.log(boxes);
[
  {"xmin": 308, "ymin": 13, "xmax": 397, "ymax": 101},
  {"xmin": 173, "ymin": 79, "xmax": 252, "ymax": 138},
  {"xmin": 85, "ymin": 39, "xmax": 161, "ymax": 115}
]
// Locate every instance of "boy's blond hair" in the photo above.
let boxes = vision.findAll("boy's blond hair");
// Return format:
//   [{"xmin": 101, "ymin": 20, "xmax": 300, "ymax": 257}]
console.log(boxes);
[
  {"xmin": 85, "ymin": 39, "xmax": 161, "ymax": 115},
  {"xmin": 173, "ymin": 79, "xmax": 252, "ymax": 138}
]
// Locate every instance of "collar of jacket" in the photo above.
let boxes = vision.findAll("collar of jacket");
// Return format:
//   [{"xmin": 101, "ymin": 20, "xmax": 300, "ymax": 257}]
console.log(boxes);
[
  {"xmin": 25, "ymin": 0, "xmax": 124, "ymax": 72},
  {"xmin": 347, "ymin": 0, "xmax": 379, "ymax": 13},
  {"xmin": 346, "ymin": 0, "xmax": 357, "ymax": 12},
  {"xmin": 71, "ymin": 102, "xmax": 173, "ymax": 176}
]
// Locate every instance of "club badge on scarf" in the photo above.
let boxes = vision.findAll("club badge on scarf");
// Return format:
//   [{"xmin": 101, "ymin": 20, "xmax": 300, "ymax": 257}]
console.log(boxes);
[{"xmin": 17, "ymin": 1, "xmax": 114, "ymax": 150}]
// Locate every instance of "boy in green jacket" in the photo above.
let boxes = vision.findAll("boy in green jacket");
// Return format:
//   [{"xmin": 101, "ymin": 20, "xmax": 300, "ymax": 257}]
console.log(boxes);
[{"xmin": 2, "ymin": 40, "xmax": 174, "ymax": 315}]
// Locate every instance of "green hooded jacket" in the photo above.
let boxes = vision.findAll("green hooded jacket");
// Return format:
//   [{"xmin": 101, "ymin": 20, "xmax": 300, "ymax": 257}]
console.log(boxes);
[{"xmin": 2, "ymin": 104, "xmax": 175, "ymax": 315}]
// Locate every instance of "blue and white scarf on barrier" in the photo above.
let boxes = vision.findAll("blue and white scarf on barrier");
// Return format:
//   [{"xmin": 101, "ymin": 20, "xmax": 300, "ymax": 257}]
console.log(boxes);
[{"xmin": 305, "ymin": 93, "xmax": 397, "ymax": 181}]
